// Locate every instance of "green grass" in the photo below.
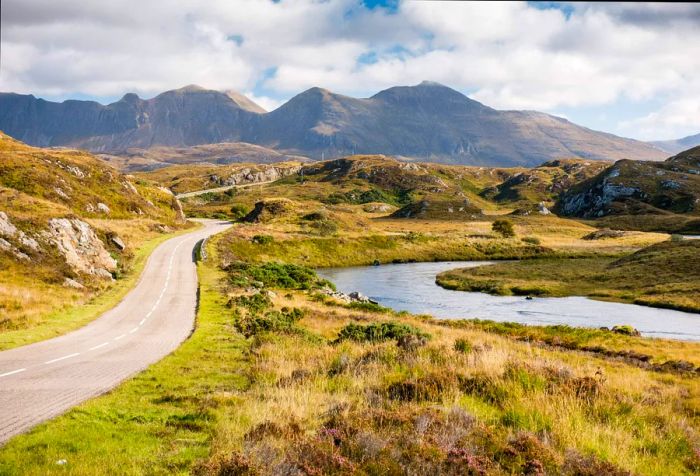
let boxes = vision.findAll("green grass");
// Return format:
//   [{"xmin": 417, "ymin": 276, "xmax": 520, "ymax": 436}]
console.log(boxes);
[
  {"xmin": 220, "ymin": 232, "xmax": 556, "ymax": 268},
  {"xmin": 436, "ymin": 240, "xmax": 700, "ymax": 313},
  {"xmin": 2, "ymin": 237, "xmax": 700, "ymax": 475},
  {"xmin": 0, "ymin": 225, "xmax": 197, "ymax": 351},
  {"xmin": 0, "ymin": 238, "xmax": 249, "ymax": 475}
]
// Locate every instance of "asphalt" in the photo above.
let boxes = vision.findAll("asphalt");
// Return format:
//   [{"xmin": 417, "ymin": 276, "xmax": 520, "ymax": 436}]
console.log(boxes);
[{"xmin": 0, "ymin": 219, "xmax": 231, "ymax": 445}]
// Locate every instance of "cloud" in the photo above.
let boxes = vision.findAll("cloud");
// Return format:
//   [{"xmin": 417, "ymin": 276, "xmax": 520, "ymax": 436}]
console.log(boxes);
[{"xmin": 1, "ymin": 1, "xmax": 699, "ymax": 139}]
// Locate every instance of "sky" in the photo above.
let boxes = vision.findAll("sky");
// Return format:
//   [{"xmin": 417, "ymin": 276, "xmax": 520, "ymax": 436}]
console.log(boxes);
[{"xmin": 1, "ymin": 1, "xmax": 699, "ymax": 141}]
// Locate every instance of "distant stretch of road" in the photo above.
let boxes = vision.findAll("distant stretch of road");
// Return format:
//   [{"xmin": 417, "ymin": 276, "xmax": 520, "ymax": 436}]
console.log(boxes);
[
  {"xmin": 175, "ymin": 180, "xmax": 274, "ymax": 199},
  {"xmin": 0, "ymin": 219, "xmax": 231, "ymax": 445}
]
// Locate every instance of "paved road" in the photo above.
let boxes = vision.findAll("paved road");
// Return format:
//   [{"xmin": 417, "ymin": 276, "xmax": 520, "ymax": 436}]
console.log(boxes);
[
  {"xmin": 0, "ymin": 219, "xmax": 231, "ymax": 445},
  {"xmin": 176, "ymin": 180, "xmax": 274, "ymax": 199}
]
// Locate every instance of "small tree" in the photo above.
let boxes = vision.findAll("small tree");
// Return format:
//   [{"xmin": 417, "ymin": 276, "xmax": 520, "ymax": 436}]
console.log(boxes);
[{"xmin": 492, "ymin": 219, "xmax": 515, "ymax": 238}]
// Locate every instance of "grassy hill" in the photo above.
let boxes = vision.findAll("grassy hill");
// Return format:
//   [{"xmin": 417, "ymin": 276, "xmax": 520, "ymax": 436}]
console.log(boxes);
[
  {"xmin": 0, "ymin": 132, "xmax": 186, "ymax": 346},
  {"xmin": 481, "ymin": 159, "xmax": 610, "ymax": 207},
  {"xmin": 557, "ymin": 146, "xmax": 700, "ymax": 232}
]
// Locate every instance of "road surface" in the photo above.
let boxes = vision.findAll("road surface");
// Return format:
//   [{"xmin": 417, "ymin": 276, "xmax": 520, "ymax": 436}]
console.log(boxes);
[
  {"xmin": 176, "ymin": 180, "xmax": 275, "ymax": 199},
  {"xmin": 0, "ymin": 219, "xmax": 231, "ymax": 445}
]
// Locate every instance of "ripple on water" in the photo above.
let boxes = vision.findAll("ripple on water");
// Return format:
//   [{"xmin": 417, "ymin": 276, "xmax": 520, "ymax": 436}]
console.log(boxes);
[{"xmin": 317, "ymin": 261, "xmax": 700, "ymax": 341}]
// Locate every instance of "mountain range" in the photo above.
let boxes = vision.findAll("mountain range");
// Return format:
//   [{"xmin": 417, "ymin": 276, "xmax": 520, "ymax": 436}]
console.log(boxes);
[
  {"xmin": 0, "ymin": 81, "xmax": 667, "ymax": 167},
  {"xmin": 651, "ymin": 133, "xmax": 700, "ymax": 155}
]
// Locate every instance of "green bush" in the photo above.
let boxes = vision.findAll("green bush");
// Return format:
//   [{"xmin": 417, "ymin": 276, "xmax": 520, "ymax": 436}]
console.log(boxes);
[
  {"xmin": 454, "ymin": 338, "xmax": 473, "ymax": 354},
  {"xmin": 334, "ymin": 322, "xmax": 430, "ymax": 344},
  {"xmin": 251, "ymin": 234, "xmax": 274, "ymax": 245},
  {"xmin": 308, "ymin": 219, "xmax": 338, "ymax": 236},
  {"xmin": 521, "ymin": 236, "xmax": 541, "ymax": 245},
  {"xmin": 230, "ymin": 204, "xmax": 248, "ymax": 219},
  {"xmin": 235, "ymin": 306, "xmax": 305, "ymax": 338},
  {"xmin": 226, "ymin": 262, "xmax": 323, "ymax": 290},
  {"xmin": 492, "ymin": 219, "xmax": 516, "ymax": 238}
]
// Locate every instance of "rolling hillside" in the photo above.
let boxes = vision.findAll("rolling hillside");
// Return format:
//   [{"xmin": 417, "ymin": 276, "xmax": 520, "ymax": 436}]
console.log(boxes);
[
  {"xmin": 557, "ymin": 146, "xmax": 700, "ymax": 232},
  {"xmin": 0, "ymin": 133, "xmax": 183, "ymax": 335}
]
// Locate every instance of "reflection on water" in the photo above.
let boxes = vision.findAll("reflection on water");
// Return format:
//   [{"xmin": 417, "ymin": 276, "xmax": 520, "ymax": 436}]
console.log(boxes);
[{"xmin": 318, "ymin": 261, "xmax": 700, "ymax": 341}]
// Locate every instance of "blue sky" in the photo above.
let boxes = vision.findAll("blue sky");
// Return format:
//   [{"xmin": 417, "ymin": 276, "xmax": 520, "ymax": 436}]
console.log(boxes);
[{"xmin": 2, "ymin": 1, "xmax": 699, "ymax": 140}]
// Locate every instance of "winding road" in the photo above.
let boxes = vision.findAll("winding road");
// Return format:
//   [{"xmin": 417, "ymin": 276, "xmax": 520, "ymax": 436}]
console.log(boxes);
[{"xmin": 0, "ymin": 219, "xmax": 231, "ymax": 445}]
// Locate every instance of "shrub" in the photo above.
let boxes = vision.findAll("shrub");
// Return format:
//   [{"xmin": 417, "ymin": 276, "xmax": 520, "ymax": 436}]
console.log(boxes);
[
  {"xmin": 251, "ymin": 234, "xmax": 274, "ymax": 245},
  {"xmin": 309, "ymin": 219, "xmax": 338, "ymax": 236},
  {"xmin": 492, "ymin": 219, "xmax": 515, "ymax": 238},
  {"xmin": 235, "ymin": 306, "xmax": 305, "ymax": 338},
  {"xmin": 611, "ymin": 325, "xmax": 641, "ymax": 337},
  {"xmin": 454, "ymin": 338, "xmax": 473, "ymax": 354},
  {"xmin": 334, "ymin": 322, "xmax": 430, "ymax": 344},
  {"xmin": 230, "ymin": 204, "xmax": 248, "ymax": 219},
  {"xmin": 386, "ymin": 371, "xmax": 457, "ymax": 402},
  {"xmin": 521, "ymin": 236, "xmax": 541, "ymax": 245},
  {"xmin": 226, "ymin": 262, "xmax": 322, "ymax": 290}
]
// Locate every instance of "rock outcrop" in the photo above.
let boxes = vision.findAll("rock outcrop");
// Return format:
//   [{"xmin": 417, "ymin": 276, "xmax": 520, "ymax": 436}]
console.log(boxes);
[
  {"xmin": 211, "ymin": 164, "xmax": 302, "ymax": 187},
  {"xmin": 45, "ymin": 218, "xmax": 117, "ymax": 279}
]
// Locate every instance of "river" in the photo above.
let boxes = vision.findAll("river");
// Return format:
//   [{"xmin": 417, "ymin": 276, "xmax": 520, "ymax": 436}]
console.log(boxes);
[{"xmin": 317, "ymin": 261, "xmax": 700, "ymax": 341}]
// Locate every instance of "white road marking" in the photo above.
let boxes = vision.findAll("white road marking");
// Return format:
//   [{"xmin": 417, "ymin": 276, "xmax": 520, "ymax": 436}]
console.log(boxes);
[
  {"xmin": 0, "ymin": 368, "xmax": 26, "ymax": 378},
  {"xmin": 45, "ymin": 353, "xmax": 80, "ymax": 364},
  {"xmin": 32, "ymin": 237, "xmax": 191, "ymax": 371}
]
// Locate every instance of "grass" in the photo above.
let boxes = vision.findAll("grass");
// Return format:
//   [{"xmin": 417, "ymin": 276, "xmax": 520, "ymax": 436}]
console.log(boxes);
[
  {"xmin": 0, "ymin": 237, "xmax": 249, "ymax": 475},
  {"xmin": 0, "ymin": 224, "xmax": 196, "ymax": 350},
  {"xmin": 2, "ymin": 233, "xmax": 700, "ymax": 474},
  {"xmin": 436, "ymin": 240, "xmax": 700, "ymax": 313}
]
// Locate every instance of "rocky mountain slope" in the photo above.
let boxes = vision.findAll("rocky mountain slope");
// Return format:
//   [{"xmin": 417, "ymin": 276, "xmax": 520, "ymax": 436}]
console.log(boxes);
[
  {"xmin": 556, "ymin": 146, "xmax": 700, "ymax": 230},
  {"xmin": 0, "ymin": 132, "xmax": 183, "ymax": 329},
  {"xmin": 481, "ymin": 159, "xmax": 610, "ymax": 207},
  {"xmin": 0, "ymin": 82, "xmax": 665, "ymax": 167}
]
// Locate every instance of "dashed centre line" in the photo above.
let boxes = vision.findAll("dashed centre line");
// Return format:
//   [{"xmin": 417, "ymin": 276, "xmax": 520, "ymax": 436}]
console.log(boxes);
[
  {"xmin": 3, "ymin": 237, "xmax": 189, "ymax": 377},
  {"xmin": 45, "ymin": 353, "xmax": 80, "ymax": 365},
  {"xmin": 0, "ymin": 368, "xmax": 26, "ymax": 378}
]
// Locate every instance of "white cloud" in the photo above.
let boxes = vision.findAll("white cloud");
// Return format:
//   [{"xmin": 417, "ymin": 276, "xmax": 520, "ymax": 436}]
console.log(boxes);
[{"xmin": 1, "ymin": 1, "xmax": 699, "ymax": 139}]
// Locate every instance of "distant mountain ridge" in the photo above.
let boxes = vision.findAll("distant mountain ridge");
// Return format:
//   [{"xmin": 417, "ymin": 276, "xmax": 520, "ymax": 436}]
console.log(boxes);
[
  {"xmin": 0, "ymin": 81, "xmax": 666, "ymax": 167},
  {"xmin": 651, "ymin": 132, "xmax": 700, "ymax": 155}
]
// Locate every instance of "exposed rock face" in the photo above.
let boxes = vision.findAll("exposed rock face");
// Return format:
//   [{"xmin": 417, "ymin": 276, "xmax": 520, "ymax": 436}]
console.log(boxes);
[
  {"xmin": 63, "ymin": 277, "xmax": 85, "ymax": 289},
  {"xmin": 0, "ymin": 211, "xmax": 40, "ymax": 258},
  {"xmin": 0, "ymin": 82, "xmax": 665, "ymax": 167},
  {"xmin": 171, "ymin": 196, "xmax": 186, "ymax": 223},
  {"xmin": 109, "ymin": 234, "xmax": 126, "ymax": 251},
  {"xmin": 212, "ymin": 164, "xmax": 302, "ymax": 187},
  {"xmin": 96, "ymin": 202, "xmax": 111, "ymax": 214},
  {"xmin": 0, "ymin": 212, "xmax": 18, "ymax": 237},
  {"xmin": 391, "ymin": 199, "xmax": 482, "ymax": 220},
  {"xmin": 557, "ymin": 147, "xmax": 700, "ymax": 218},
  {"xmin": 45, "ymin": 218, "xmax": 117, "ymax": 279}
]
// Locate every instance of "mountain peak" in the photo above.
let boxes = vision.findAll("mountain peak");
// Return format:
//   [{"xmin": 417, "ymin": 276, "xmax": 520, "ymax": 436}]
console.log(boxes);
[
  {"xmin": 418, "ymin": 80, "xmax": 447, "ymax": 87},
  {"xmin": 172, "ymin": 84, "xmax": 208, "ymax": 94},
  {"xmin": 119, "ymin": 92, "xmax": 141, "ymax": 103},
  {"xmin": 224, "ymin": 90, "xmax": 267, "ymax": 114}
]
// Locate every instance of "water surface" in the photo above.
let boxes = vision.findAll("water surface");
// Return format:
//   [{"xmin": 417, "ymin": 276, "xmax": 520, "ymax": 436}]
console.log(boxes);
[{"xmin": 318, "ymin": 261, "xmax": 700, "ymax": 341}]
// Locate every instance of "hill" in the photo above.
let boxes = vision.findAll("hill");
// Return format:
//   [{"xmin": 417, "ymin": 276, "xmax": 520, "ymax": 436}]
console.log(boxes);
[
  {"xmin": 0, "ymin": 133, "xmax": 183, "ymax": 339},
  {"xmin": 556, "ymin": 146, "xmax": 700, "ymax": 231},
  {"xmin": 0, "ymin": 82, "xmax": 665, "ymax": 167},
  {"xmin": 98, "ymin": 142, "xmax": 310, "ymax": 172},
  {"xmin": 651, "ymin": 132, "xmax": 700, "ymax": 154},
  {"xmin": 480, "ymin": 159, "xmax": 610, "ymax": 207}
]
